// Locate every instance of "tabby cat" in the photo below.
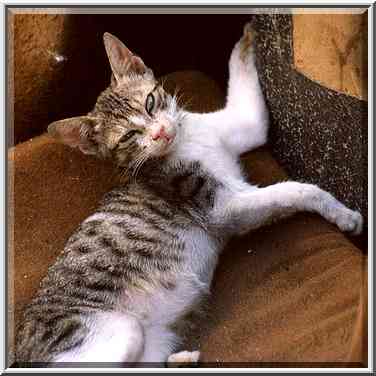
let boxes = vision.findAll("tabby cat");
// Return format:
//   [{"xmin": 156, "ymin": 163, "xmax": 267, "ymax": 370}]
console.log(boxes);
[{"xmin": 15, "ymin": 23, "xmax": 363, "ymax": 366}]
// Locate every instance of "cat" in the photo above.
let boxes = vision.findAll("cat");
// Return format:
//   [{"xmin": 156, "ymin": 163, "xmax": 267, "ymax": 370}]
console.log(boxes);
[{"xmin": 15, "ymin": 23, "xmax": 363, "ymax": 366}]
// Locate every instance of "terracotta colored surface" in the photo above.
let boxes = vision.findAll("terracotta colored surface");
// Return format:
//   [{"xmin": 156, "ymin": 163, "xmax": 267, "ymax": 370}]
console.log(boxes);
[
  {"xmin": 293, "ymin": 13, "xmax": 368, "ymax": 100},
  {"xmin": 11, "ymin": 13, "xmax": 69, "ymax": 145},
  {"xmin": 9, "ymin": 71, "xmax": 366, "ymax": 367},
  {"xmin": 347, "ymin": 263, "xmax": 368, "ymax": 364}
]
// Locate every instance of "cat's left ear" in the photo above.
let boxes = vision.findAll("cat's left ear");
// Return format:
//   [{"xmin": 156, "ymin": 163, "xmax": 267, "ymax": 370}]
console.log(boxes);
[
  {"xmin": 103, "ymin": 32, "xmax": 151, "ymax": 85},
  {"xmin": 47, "ymin": 116, "xmax": 99, "ymax": 155}
]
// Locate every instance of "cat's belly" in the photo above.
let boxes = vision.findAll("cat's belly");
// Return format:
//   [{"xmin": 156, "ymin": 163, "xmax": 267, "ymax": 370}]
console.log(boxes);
[{"xmin": 124, "ymin": 227, "xmax": 219, "ymax": 328}]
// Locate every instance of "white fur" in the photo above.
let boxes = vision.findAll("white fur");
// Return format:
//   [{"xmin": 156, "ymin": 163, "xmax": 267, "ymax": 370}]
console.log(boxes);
[
  {"xmin": 54, "ymin": 312, "xmax": 144, "ymax": 363},
  {"xmin": 167, "ymin": 350, "xmax": 200, "ymax": 365},
  {"xmin": 121, "ymin": 228, "xmax": 217, "ymax": 363},
  {"xmin": 129, "ymin": 115, "xmax": 147, "ymax": 127},
  {"xmin": 53, "ymin": 25, "xmax": 363, "ymax": 365}
]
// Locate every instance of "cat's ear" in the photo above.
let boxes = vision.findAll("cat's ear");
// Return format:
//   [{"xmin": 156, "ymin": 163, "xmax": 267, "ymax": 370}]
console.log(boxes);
[
  {"xmin": 103, "ymin": 32, "xmax": 149, "ymax": 84},
  {"xmin": 47, "ymin": 116, "xmax": 99, "ymax": 155}
]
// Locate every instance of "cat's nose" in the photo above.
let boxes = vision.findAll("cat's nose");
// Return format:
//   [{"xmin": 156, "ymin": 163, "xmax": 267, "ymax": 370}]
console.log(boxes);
[{"xmin": 151, "ymin": 125, "xmax": 173, "ymax": 142}]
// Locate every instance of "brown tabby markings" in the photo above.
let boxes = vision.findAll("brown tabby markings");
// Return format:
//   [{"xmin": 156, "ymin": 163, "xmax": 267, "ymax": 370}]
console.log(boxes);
[{"xmin": 16, "ymin": 144, "xmax": 219, "ymax": 363}]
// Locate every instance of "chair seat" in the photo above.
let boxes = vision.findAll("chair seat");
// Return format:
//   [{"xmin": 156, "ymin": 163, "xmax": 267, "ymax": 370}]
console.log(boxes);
[{"xmin": 9, "ymin": 70, "xmax": 365, "ymax": 366}]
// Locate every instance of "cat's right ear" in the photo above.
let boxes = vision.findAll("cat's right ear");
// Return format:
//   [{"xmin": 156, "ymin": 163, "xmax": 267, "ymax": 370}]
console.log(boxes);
[
  {"xmin": 47, "ymin": 116, "xmax": 99, "ymax": 155},
  {"xmin": 103, "ymin": 32, "xmax": 149, "ymax": 86}
]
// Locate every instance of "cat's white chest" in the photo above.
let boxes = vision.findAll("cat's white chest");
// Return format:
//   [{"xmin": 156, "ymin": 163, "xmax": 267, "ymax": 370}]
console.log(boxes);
[
  {"xmin": 128, "ymin": 118, "xmax": 249, "ymax": 328},
  {"xmin": 174, "ymin": 115, "xmax": 249, "ymax": 192}
]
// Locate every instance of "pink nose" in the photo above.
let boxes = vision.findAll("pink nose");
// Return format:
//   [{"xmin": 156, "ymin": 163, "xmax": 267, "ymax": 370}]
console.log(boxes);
[{"xmin": 151, "ymin": 126, "xmax": 172, "ymax": 142}]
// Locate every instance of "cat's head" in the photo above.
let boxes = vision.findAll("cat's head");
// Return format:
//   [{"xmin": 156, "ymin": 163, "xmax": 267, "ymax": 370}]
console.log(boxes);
[{"xmin": 48, "ymin": 33, "xmax": 183, "ymax": 170}]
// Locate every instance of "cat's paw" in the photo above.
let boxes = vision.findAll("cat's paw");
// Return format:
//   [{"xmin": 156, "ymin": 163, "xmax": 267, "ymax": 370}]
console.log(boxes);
[
  {"xmin": 230, "ymin": 22, "xmax": 257, "ymax": 71},
  {"xmin": 167, "ymin": 350, "xmax": 200, "ymax": 367},
  {"xmin": 334, "ymin": 208, "xmax": 363, "ymax": 236},
  {"xmin": 238, "ymin": 22, "xmax": 257, "ymax": 63},
  {"xmin": 240, "ymin": 22, "xmax": 256, "ymax": 60}
]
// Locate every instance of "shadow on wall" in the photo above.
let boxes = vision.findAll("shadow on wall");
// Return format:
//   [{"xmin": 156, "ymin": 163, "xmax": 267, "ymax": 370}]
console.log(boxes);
[{"xmin": 11, "ymin": 13, "xmax": 251, "ymax": 145}]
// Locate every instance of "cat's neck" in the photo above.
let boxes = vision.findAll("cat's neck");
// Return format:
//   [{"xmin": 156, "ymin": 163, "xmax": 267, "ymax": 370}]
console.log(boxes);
[{"xmin": 141, "ymin": 157, "xmax": 204, "ymax": 184}]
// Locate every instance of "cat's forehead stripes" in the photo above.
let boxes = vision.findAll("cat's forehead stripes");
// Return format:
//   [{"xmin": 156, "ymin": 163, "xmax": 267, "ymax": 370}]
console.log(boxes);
[
  {"xmin": 96, "ymin": 91, "xmax": 143, "ymax": 120},
  {"xmin": 151, "ymin": 81, "xmax": 162, "ymax": 93},
  {"xmin": 107, "ymin": 132, "xmax": 123, "ymax": 150},
  {"xmin": 83, "ymin": 71, "xmax": 179, "ymax": 169}
]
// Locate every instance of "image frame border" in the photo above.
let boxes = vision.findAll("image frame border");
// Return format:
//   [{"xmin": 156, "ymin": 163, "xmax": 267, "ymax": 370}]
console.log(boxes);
[{"xmin": 1, "ymin": 0, "xmax": 374, "ymax": 373}]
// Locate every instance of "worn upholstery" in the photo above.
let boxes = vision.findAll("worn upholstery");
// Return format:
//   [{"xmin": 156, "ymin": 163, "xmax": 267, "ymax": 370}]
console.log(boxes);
[{"xmin": 9, "ymin": 71, "xmax": 366, "ymax": 367}]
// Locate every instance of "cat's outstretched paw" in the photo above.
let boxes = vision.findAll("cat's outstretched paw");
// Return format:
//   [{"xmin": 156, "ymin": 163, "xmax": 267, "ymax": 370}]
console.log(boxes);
[
  {"xmin": 335, "ymin": 208, "xmax": 363, "ymax": 236},
  {"xmin": 229, "ymin": 21, "xmax": 257, "ymax": 78},
  {"xmin": 167, "ymin": 350, "xmax": 200, "ymax": 367},
  {"xmin": 239, "ymin": 22, "xmax": 256, "ymax": 61}
]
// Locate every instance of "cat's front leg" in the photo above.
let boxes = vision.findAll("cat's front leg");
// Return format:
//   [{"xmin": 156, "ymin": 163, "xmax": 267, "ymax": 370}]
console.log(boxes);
[
  {"xmin": 222, "ymin": 22, "xmax": 269, "ymax": 155},
  {"xmin": 184, "ymin": 22, "xmax": 268, "ymax": 156},
  {"xmin": 217, "ymin": 182, "xmax": 363, "ymax": 236}
]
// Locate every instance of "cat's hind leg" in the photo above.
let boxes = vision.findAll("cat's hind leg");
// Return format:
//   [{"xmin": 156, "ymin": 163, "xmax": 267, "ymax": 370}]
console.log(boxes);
[
  {"xmin": 167, "ymin": 350, "xmax": 200, "ymax": 367},
  {"xmin": 53, "ymin": 312, "xmax": 144, "ymax": 364},
  {"xmin": 137, "ymin": 325, "xmax": 180, "ymax": 365},
  {"xmin": 222, "ymin": 22, "xmax": 269, "ymax": 155}
]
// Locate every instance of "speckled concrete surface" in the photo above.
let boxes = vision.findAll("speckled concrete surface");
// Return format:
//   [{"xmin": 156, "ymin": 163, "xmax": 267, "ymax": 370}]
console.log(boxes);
[{"xmin": 251, "ymin": 13, "xmax": 368, "ymax": 226}]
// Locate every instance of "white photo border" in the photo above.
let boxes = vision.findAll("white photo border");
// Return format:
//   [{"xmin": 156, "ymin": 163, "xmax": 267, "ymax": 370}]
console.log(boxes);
[{"xmin": 1, "ymin": 0, "xmax": 373, "ymax": 373}]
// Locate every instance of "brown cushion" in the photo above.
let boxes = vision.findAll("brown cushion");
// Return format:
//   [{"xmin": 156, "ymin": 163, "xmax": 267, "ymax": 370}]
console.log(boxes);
[
  {"xmin": 9, "ymin": 70, "xmax": 365, "ymax": 366},
  {"xmin": 194, "ymin": 150, "xmax": 365, "ymax": 365}
]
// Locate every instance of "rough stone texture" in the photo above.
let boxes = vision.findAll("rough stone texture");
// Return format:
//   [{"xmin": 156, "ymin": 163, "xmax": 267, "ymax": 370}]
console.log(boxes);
[
  {"xmin": 293, "ymin": 13, "xmax": 368, "ymax": 100},
  {"xmin": 252, "ymin": 13, "xmax": 368, "ymax": 230}
]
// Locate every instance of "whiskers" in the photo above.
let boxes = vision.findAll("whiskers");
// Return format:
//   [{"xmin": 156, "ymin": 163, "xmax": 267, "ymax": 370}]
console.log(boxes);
[
  {"xmin": 119, "ymin": 145, "xmax": 159, "ymax": 184},
  {"xmin": 170, "ymin": 86, "xmax": 193, "ymax": 114},
  {"xmin": 117, "ymin": 82, "xmax": 189, "ymax": 185},
  {"xmin": 158, "ymin": 80, "xmax": 192, "ymax": 117}
]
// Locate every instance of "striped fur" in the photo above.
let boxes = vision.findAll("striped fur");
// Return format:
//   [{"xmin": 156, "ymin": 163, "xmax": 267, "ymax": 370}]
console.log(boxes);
[{"xmin": 15, "ymin": 154, "xmax": 221, "ymax": 363}]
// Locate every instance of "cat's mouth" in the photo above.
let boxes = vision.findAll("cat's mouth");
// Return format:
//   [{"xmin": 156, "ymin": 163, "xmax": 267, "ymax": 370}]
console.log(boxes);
[
  {"xmin": 150, "ymin": 122, "xmax": 176, "ymax": 141},
  {"xmin": 150, "ymin": 134, "xmax": 176, "ymax": 157},
  {"xmin": 148, "ymin": 122, "xmax": 177, "ymax": 155}
]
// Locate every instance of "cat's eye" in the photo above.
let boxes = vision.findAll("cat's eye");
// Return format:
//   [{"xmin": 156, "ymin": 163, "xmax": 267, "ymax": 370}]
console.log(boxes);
[
  {"xmin": 145, "ymin": 93, "xmax": 155, "ymax": 115},
  {"xmin": 119, "ymin": 130, "xmax": 141, "ymax": 144}
]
